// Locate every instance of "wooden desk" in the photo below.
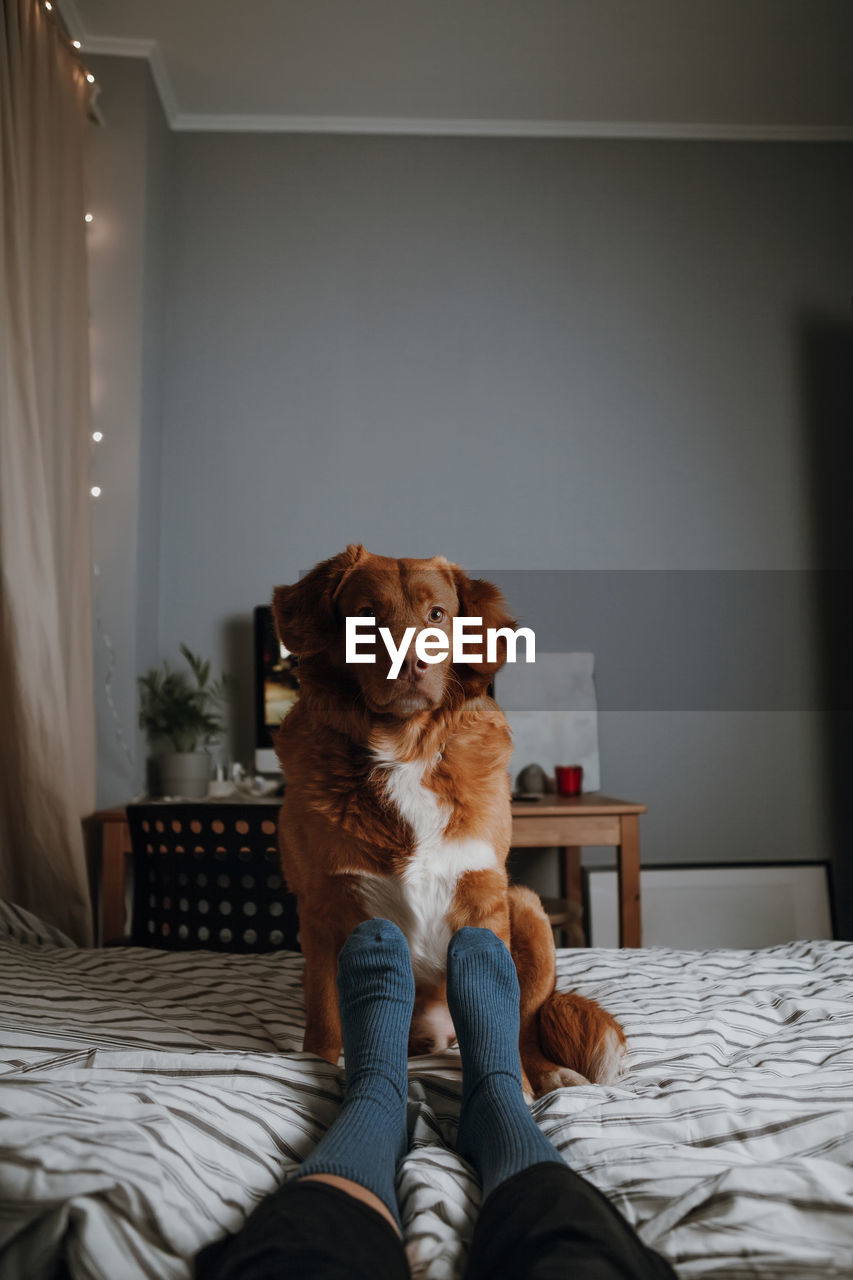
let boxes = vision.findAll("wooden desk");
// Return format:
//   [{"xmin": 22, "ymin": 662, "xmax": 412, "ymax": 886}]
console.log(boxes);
[
  {"xmin": 91, "ymin": 793, "xmax": 645, "ymax": 948},
  {"xmin": 510, "ymin": 794, "xmax": 645, "ymax": 948}
]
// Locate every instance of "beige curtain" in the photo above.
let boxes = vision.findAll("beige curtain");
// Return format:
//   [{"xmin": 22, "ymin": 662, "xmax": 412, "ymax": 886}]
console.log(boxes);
[{"xmin": 0, "ymin": 0, "xmax": 96, "ymax": 944}]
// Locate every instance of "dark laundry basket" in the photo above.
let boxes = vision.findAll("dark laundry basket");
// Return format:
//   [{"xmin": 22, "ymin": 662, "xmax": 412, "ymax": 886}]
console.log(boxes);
[{"xmin": 126, "ymin": 803, "xmax": 300, "ymax": 952}]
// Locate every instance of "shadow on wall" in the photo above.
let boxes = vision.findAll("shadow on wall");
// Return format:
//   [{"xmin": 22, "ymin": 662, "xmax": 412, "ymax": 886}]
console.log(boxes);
[{"xmin": 801, "ymin": 311, "xmax": 853, "ymax": 940}]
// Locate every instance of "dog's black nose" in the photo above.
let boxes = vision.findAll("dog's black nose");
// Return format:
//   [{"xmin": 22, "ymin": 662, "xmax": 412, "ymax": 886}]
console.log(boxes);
[{"xmin": 399, "ymin": 651, "xmax": 429, "ymax": 682}]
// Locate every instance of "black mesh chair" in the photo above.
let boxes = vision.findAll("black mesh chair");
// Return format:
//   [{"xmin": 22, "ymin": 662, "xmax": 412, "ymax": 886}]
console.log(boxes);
[{"xmin": 126, "ymin": 803, "xmax": 300, "ymax": 952}]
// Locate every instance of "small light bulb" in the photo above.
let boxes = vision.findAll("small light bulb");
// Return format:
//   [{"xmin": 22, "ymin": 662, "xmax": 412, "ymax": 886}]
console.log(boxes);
[
  {"xmin": 84, "ymin": 212, "xmax": 93, "ymax": 223},
  {"xmin": 86, "ymin": 73, "xmax": 95, "ymax": 83},
  {"xmin": 45, "ymin": 1, "xmax": 53, "ymax": 10},
  {"xmin": 72, "ymin": 40, "xmax": 81, "ymax": 49},
  {"xmin": 92, "ymin": 430, "xmax": 103, "ymax": 442},
  {"xmin": 90, "ymin": 485, "xmax": 101, "ymax": 498}
]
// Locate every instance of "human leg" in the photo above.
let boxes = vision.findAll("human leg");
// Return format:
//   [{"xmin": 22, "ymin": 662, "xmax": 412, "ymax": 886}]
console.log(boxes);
[
  {"xmin": 446, "ymin": 927, "xmax": 676, "ymax": 1280},
  {"xmin": 445, "ymin": 925, "xmax": 562, "ymax": 1199},
  {"xmin": 195, "ymin": 1180, "xmax": 409, "ymax": 1280},
  {"xmin": 465, "ymin": 1164, "xmax": 677, "ymax": 1280},
  {"xmin": 195, "ymin": 918, "xmax": 414, "ymax": 1279},
  {"xmin": 293, "ymin": 916, "xmax": 414, "ymax": 1227}
]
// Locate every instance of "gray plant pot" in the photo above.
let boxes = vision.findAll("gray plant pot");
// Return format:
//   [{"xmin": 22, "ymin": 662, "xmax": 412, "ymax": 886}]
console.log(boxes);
[{"xmin": 156, "ymin": 751, "xmax": 212, "ymax": 799}]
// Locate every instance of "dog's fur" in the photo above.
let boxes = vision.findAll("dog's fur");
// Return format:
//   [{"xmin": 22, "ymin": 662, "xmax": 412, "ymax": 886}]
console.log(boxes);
[{"xmin": 273, "ymin": 545, "xmax": 625, "ymax": 1098}]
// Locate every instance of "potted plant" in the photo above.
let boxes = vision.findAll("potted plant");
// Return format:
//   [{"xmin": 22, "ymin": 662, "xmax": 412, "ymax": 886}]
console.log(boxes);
[{"xmin": 137, "ymin": 645, "xmax": 234, "ymax": 797}]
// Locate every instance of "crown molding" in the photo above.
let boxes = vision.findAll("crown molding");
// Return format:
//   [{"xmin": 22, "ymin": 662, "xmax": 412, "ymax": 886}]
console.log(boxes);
[
  {"xmin": 170, "ymin": 114, "xmax": 853, "ymax": 140},
  {"xmin": 56, "ymin": 0, "xmax": 180, "ymax": 124},
  {"xmin": 56, "ymin": 1, "xmax": 853, "ymax": 142}
]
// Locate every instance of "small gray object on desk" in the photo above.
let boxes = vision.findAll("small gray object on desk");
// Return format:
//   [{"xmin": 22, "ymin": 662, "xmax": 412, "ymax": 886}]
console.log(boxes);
[{"xmin": 516, "ymin": 763, "xmax": 550, "ymax": 795}]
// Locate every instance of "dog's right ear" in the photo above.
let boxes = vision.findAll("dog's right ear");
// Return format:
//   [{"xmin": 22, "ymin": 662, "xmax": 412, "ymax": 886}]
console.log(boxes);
[{"xmin": 272, "ymin": 544, "xmax": 366, "ymax": 657}]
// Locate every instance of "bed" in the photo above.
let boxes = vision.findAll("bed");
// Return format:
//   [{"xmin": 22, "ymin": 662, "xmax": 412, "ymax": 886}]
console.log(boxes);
[{"xmin": 1, "ymin": 899, "xmax": 852, "ymax": 1279}]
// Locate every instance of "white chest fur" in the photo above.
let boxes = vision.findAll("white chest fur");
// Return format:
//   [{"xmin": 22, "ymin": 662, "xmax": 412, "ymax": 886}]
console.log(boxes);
[{"xmin": 351, "ymin": 743, "xmax": 497, "ymax": 982}]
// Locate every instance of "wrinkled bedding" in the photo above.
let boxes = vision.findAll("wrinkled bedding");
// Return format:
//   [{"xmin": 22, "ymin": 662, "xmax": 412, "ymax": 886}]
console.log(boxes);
[{"xmin": 1, "ymin": 900, "xmax": 852, "ymax": 1278}]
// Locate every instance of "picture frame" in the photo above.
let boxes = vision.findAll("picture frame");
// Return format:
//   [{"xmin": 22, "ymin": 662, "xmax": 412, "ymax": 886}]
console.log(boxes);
[{"xmin": 585, "ymin": 861, "xmax": 834, "ymax": 949}]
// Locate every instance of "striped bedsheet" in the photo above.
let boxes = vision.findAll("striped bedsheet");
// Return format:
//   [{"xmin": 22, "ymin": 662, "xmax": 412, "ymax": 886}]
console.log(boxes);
[{"xmin": 1, "ymin": 900, "xmax": 852, "ymax": 1279}]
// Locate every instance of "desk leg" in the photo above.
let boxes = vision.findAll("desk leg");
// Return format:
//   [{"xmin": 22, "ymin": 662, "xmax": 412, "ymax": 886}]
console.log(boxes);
[
  {"xmin": 616, "ymin": 815, "xmax": 642, "ymax": 948},
  {"xmin": 558, "ymin": 847, "xmax": 584, "ymax": 947},
  {"xmin": 101, "ymin": 821, "xmax": 130, "ymax": 944},
  {"xmin": 560, "ymin": 846, "xmax": 582, "ymax": 909}
]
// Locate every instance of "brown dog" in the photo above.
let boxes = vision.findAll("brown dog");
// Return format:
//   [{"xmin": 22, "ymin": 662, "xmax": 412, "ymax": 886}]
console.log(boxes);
[{"xmin": 272, "ymin": 545, "xmax": 625, "ymax": 1098}]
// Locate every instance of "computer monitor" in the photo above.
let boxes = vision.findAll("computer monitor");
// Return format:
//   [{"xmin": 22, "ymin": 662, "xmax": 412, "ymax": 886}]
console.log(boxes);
[{"xmin": 253, "ymin": 605, "xmax": 299, "ymax": 774}]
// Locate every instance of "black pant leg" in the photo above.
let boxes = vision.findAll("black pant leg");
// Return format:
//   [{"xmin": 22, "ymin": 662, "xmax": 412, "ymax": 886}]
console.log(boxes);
[
  {"xmin": 465, "ymin": 1162, "xmax": 678, "ymax": 1280},
  {"xmin": 194, "ymin": 1180, "xmax": 409, "ymax": 1280}
]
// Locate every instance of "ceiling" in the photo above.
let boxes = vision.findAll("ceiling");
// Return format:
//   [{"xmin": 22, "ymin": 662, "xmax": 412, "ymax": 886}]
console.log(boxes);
[{"xmin": 59, "ymin": 0, "xmax": 853, "ymax": 136}]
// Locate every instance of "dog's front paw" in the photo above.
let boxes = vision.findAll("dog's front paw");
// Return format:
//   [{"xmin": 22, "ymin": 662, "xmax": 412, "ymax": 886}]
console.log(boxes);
[{"xmin": 533, "ymin": 1067, "xmax": 589, "ymax": 1098}]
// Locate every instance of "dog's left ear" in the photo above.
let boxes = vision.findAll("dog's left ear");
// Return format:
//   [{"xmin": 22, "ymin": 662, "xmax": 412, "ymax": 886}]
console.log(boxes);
[
  {"xmin": 272, "ymin": 544, "xmax": 366, "ymax": 657},
  {"xmin": 450, "ymin": 567, "xmax": 516, "ymax": 696}
]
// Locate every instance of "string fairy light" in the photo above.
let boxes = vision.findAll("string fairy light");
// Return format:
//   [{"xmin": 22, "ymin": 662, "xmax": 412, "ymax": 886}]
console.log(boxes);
[
  {"xmin": 67, "ymin": 5, "xmax": 127, "ymax": 770},
  {"xmin": 38, "ymin": 0, "xmax": 99, "ymax": 107},
  {"xmin": 31, "ymin": 2, "xmax": 131, "ymax": 775}
]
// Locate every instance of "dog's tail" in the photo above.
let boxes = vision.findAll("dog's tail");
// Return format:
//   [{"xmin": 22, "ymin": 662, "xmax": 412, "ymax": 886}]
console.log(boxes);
[
  {"xmin": 508, "ymin": 882, "xmax": 626, "ymax": 1087},
  {"xmin": 538, "ymin": 988, "xmax": 626, "ymax": 1085}
]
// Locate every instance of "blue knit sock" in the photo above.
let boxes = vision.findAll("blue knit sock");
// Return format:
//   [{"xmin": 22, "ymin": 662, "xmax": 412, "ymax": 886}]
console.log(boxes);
[
  {"xmin": 446, "ymin": 927, "xmax": 563, "ymax": 1201},
  {"xmin": 294, "ymin": 919, "xmax": 414, "ymax": 1227}
]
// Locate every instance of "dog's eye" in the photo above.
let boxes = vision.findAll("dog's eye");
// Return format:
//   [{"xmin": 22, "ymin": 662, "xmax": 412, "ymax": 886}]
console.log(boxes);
[
  {"xmin": 428, "ymin": 607, "xmax": 446, "ymax": 624},
  {"xmin": 356, "ymin": 606, "xmax": 375, "ymax": 617}
]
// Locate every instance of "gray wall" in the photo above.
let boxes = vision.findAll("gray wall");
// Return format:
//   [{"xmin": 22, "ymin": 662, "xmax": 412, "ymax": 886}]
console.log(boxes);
[
  {"xmin": 86, "ymin": 81, "xmax": 853, "ymax": 927},
  {"xmin": 160, "ymin": 135, "xmax": 850, "ymax": 592},
  {"xmin": 157, "ymin": 133, "xmax": 850, "ymax": 883}
]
